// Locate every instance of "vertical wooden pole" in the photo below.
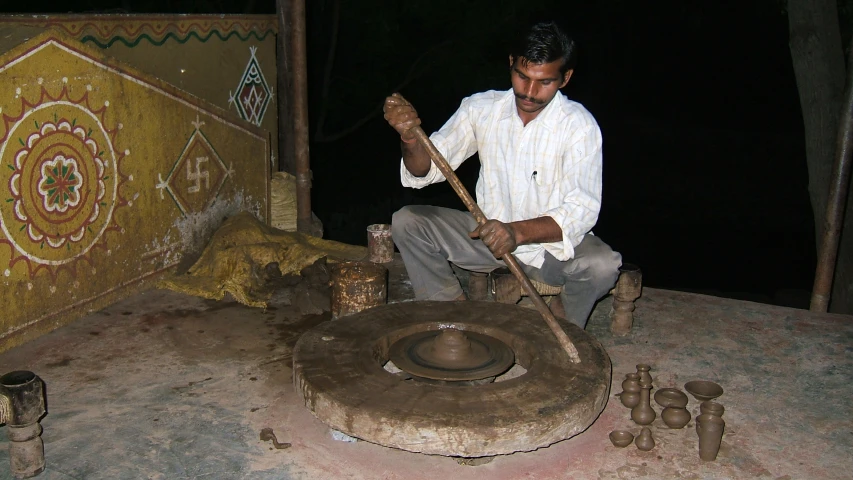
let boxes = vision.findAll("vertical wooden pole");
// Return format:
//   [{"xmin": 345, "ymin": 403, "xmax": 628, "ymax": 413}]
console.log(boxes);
[
  {"xmin": 811, "ymin": 38, "xmax": 853, "ymax": 312},
  {"xmin": 290, "ymin": 0, "xmax": 314, "ymax": 234},
  {"xmin": 275, "ymin": 0, "xmax": 296, "ymax": 174}
]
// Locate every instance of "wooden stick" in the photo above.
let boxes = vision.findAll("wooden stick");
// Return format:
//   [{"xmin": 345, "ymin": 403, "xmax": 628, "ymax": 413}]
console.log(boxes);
[{"xmin": 409, "ymin": 126, "xmax": 581, "ymax": 363}]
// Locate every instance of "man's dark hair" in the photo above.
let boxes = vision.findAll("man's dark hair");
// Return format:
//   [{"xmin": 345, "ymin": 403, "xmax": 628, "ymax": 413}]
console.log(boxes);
[{"xmin": 510, "ymin": 21, "xmax": 577, "ymax": 74}]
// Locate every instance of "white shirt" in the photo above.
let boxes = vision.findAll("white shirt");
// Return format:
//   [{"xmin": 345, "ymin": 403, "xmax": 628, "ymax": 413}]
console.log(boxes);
[{"xmin": 400, "ymin": 89, "xmax": 603, "ymax": 268}]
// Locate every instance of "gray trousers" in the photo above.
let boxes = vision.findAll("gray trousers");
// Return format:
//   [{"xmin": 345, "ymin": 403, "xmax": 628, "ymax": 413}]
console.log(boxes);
[{"xmin": 391, "ymin": 205, "xmax": 623, "ymax": 328}]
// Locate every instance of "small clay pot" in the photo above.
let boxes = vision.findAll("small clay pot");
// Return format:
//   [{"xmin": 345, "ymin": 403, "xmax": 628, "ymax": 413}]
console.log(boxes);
[
  {"xmin": 684, "ymin": 380, "xmax": 724, "ymax": 401},
  {"xmin": 619, "ymin": 373, "xmax": 641, "ymax": 408},
  {"xmin": 700, "ymin": 401, "xmax": 725, "ymax": 417},
  {"xmin": 621, "ymin": 373, "xmax": 641, "ymax": 392},
  {"xmin": 635, "ymin": 427, "xmax": 655, "ymax": 451},
  {"xmin": 620, "ymin": 391, "xmax": 640, "ymax": 409},
  {"xmin": 654, "ymin": 387, "xmax": 689, "ymax": 408},
  {"xmin": 661, "ymin": 406, "xmax": 691, "ymax": 429},
  {"xmin": 609, "ymin": 430, "xmax": 634, "ymax": 447}
]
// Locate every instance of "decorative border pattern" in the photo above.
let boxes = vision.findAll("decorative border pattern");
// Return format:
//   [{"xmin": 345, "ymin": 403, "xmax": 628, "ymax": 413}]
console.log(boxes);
[{"xmin": 0, "ymin": 15, "xmax": 277, "ymax": 48}]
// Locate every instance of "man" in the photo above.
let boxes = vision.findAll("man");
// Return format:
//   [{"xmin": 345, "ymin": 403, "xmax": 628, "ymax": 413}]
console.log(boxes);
[{"xmin": 383, "ymin": 21, "xmax": 622, "ymax": 329}]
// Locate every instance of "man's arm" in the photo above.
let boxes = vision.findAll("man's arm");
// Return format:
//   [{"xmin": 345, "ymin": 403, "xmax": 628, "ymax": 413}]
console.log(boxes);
[
  {"xmin": 400, "ymin": 137, "xmax": 431, "ymax": 177},
  {"xmin": 509, "ymin": 216, "xmax": 563, "ymax": 244},
  {"xmin": 387, "ymin": 92, "xmax": 483, "ymax": 188},
  {"xmin": 383, "ymin": 93, "xmax": 432, "ymax": 177},
  {"xmin": 470, "ymin": 216, "xmax": 562, "ymax": 259}
]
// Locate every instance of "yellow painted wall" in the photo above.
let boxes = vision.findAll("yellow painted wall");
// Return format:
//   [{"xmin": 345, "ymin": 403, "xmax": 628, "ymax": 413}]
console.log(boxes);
[
  {"xmin": 0, "ymin": 30, "xmax": 270, "ymax": 352},
  {"xmin": 0, "ymin": 14, "xmax": 279, "ymax": 170}
]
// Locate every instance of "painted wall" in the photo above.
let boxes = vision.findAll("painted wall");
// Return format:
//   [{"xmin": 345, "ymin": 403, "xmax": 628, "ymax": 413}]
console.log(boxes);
[
  {"xmin": 0, "ymin": 14, "xmax": 279, "ymax": 171},
  {"xmin": 0, "ymin": 29, "xmax": 270, "ymax": 352}
]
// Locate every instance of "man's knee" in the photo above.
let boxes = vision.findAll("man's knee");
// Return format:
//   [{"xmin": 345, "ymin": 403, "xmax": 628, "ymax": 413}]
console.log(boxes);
[
  {"xmin": 392, "ymin": 205, "xmax": 422, "ymax": 237},
  {"xmin": 586, "ymin": 249, "xmax": 622, "ymax": 291},
  {"xmin": 562, "ymin": 244, "xmax": 622, "ymax": 289},
  {"xmin": 392, "ymin": 205, "xmax": 440, "ymax": 246}
]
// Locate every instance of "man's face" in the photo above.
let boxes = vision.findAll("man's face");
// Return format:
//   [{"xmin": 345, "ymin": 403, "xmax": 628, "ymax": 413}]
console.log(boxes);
[{"xmin": 509, "ymin": 56, "xmax": 572, "ymax": 123}]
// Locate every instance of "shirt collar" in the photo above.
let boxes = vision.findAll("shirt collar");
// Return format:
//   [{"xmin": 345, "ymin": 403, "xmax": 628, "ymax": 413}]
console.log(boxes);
[{"xmin": 498, "ymin": 88, "xmax": 565, "ymax": 132}]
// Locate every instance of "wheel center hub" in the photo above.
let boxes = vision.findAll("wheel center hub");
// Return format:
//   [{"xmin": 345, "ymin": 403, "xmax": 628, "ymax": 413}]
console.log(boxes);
[{"xmin": 388, "ymin": 327, "xmax": 515, "ymax": 381}]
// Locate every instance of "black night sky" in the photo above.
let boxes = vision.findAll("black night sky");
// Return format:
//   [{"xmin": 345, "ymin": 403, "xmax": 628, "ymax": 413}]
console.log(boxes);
[{"xmin": 10, "ymin": 0, "xmax": 843, "ymax": 309}]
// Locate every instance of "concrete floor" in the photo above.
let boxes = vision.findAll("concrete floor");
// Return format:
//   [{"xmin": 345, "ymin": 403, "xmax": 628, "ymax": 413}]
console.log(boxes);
[{"xmin": 1, "ymin": 256, "xmax": 852, "ymax": 479}]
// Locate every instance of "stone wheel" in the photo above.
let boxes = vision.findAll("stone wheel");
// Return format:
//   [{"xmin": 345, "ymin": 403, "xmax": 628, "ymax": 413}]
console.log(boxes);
[{"xmin": 292, "ymin": 301, "xmax": 611, "ymax": 457}]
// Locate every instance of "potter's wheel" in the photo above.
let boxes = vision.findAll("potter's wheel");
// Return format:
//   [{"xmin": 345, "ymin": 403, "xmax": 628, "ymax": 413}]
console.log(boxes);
[{"xmin": 292, "ymin": 301, "xmax": 611, "ymax": 457}]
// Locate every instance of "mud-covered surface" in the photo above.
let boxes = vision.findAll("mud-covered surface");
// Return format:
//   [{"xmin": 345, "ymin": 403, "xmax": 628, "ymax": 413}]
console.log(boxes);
[
  {"xmin": 329, "ymin": 262, "xmax": 388, "ymax": 319},
  {"xmin": 0, "ymin": 254, "xmax": 851, "ymax": 479}
]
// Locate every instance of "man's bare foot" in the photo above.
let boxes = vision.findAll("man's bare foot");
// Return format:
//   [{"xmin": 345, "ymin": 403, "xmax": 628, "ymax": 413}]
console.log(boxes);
[{"xmin": 454, "ymin": 293, "xmax": 467, "ymax": 301}]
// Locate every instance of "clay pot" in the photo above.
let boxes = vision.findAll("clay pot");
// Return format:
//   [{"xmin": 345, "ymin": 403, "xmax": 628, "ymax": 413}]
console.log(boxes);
[
  {"xmin": 620, "ymin": 391, "xmax": 640, "ymax": 409},
  {"xmin": 622, "ymin": 373, "xmax": 640, "ymax": 392},
  {"xmin": 609, "ymin": 430, "xmax": 634, "ymax": 447},
  {"xmin": 684, "ymin": 380, "xmax": 723, "ymax": 401},
  {"xmin": 631, "ymin": 384, "xmax": 656, "ymax": 425},
  {"xmin": 635, "ymin": 427, "xmax": 655, "ymax": 451},
  {"xmin": 696, "ymin": 413, "xmax": 725, "ymax": 461},
  {"xmin": 700, "ymin": 401, "xmax": 725, "ymax": 418},
  {"xmin": 654, "ymin": 387, "xmax": 689, "ymax": 409},
  {"xmin": 619, "ymin": 373, "xmax": 641, "ymax": 408},
  {"xmin": 661, "ymin": 406, "xmax": 691, "ymax": 429},
  {"xmin": 636, "ymin": 364, "xmax": 653, "ymax": 386}
]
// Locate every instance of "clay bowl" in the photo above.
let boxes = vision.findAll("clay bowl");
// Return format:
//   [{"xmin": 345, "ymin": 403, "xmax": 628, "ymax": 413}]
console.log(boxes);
[
  {"xmin": 609, "ymin": 430, "xmax": 634, "ymax": 448},
  {"xmin": 684, "ymin": 380, "xmax": 724, "ymax": 401},
  {"xmin": 654, "ymin": 387, "xmax": 689, "ymax": 408}
]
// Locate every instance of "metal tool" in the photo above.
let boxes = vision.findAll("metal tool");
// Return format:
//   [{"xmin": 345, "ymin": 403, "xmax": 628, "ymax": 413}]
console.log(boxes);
[{"xmin": 407, "ymin": 125, "xmax": 581, "ymax": 363}]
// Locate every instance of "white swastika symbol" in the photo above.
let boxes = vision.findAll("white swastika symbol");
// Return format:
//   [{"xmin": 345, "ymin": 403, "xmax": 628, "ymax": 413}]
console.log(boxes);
[{"xmin": 187, "ymin": 157, "xmax": 209, "ymax": 194}]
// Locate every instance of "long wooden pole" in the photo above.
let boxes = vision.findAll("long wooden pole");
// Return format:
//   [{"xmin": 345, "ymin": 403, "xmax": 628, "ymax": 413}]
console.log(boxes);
[
  {"xmin": 810, "ymin": 36, "xmax": 853, "ymax": 312},
  {"xmin": 409, "ymin": 126, "xmax": 581, "ymax": 363},
  {"xmin": 291, "ymin": 0, "xmax": 313, "ymax": 233}
]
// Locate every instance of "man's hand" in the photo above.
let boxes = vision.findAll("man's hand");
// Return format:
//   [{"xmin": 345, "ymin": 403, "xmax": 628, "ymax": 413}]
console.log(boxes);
[
  {"xmin": 383, "ymin": 93, "xmax": 421, "ymax": 142},
  {"xmin": 469, "ymin": 220, "xmax": 518, "ymax": 258}
]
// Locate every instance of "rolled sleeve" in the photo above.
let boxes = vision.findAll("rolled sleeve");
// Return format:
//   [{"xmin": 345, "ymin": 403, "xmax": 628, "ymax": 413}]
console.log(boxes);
[
  {"xmin": 399, "ymin": 96, "xmax": 480, "ymax": 189},
  {"xmin": 541, "ymin": 124, "xmax": 603, "ymax": 261}
]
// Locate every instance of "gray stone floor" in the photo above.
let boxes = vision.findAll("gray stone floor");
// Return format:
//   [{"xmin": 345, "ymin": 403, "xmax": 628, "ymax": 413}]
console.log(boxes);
[{"xmin": 1, "ymin": 256, "xmax": 852, "ymax": 479}]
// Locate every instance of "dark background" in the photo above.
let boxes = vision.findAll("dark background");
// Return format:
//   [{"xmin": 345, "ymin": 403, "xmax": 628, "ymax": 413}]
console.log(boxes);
[{"xmin": 6, "ymin": 1, "xmax": 823, "ymax": 308}]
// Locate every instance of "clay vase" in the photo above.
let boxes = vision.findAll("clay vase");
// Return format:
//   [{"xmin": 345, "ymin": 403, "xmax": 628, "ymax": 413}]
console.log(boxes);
[
  {"xmin": 696, "ymin": 413, "xmax": 725, "ymax": 461},
  {"xmin": 631, "ymin": 383, "xmax": 656, "ymax": 425},
  {"xmin": 700, "ymin": 401, "xmax": 725, "ymax": 418},
  {"xmin": 661, "ymin": 406, "xmax": 691, "ymax": 429},
  {"xmin": 619, "ymin": 373, "xmax": 641, "ymax": 408},
  {"xmin": 636, "ymin": 364, "xmax": 653, "ymax": 386},
  {"xmin": 635, "ymin": 427, "xmax": 655, "ymax": 451}
]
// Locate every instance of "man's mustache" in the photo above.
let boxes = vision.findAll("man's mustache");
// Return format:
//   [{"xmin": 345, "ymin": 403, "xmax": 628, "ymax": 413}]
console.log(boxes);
[{"xmin": 515, "ymin": 93, "xmax": 544, "ymax": 104}]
